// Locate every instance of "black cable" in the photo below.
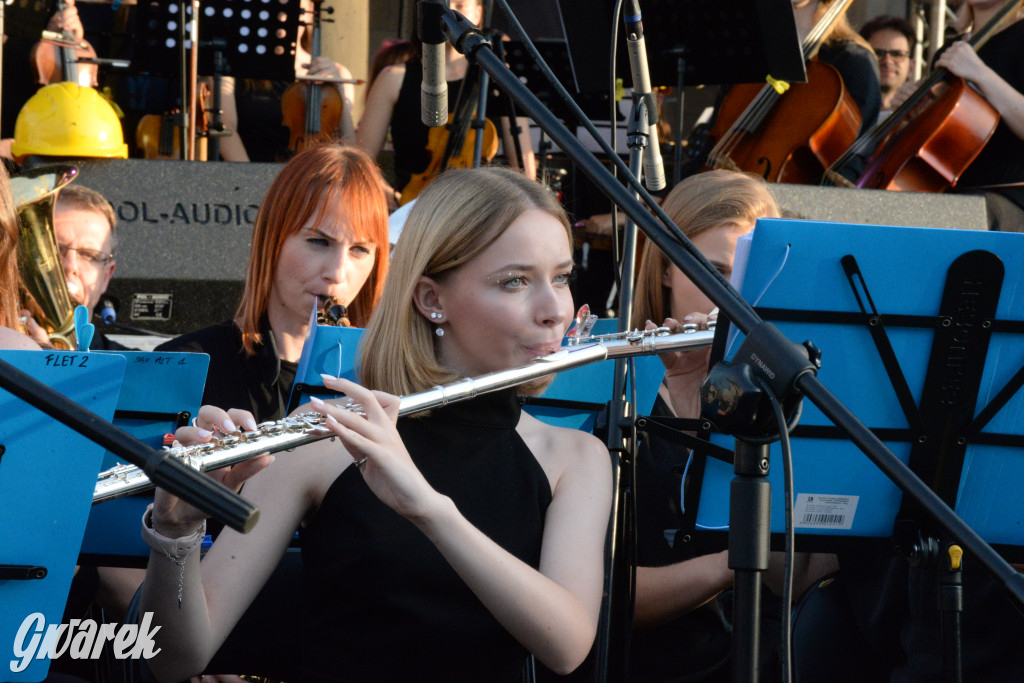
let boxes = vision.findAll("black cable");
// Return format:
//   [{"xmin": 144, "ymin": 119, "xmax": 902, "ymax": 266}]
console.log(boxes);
[
  {"xmin": 490, "ymin": 0, "xmax": 752, "ymax": 319},
  {"xmin": 608, "ymin": 0, "xmax": 624, "ymax": 287},
  {"xmin": 760, "ymin": 379, "xmax": 795, "ymax": 683}
]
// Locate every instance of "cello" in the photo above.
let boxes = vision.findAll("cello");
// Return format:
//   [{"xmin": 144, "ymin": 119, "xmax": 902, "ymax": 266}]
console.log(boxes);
[
  {"xmin": 824, "ymin": 0, "xmax": 1022, "ymax": 191},
  {"xmin": 702, "ymin": 0, "xmax": 861, "ymax": 184},
  {"xmin": 29, "ymin": 0, "xmax": 99, "ymax": 87},
  {"xmin": 281, "ymin": 0, "xmax": 345, "ymax": 154}
]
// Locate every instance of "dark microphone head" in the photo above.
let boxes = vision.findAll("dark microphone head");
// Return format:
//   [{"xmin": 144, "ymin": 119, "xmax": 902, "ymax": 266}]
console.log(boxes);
[{"xmin": 100, "ymin": 299, "xmax": 117, "ymax": 324}]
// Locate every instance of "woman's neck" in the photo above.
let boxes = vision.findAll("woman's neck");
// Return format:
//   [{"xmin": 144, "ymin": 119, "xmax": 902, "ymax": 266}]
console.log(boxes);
[
  {"xmin": 444, "ymin": 48, "xmax": 468, "ymax": 81},
  {"xmin": 968, "ymin": 1, "xmax": 1021, "ymax": 35},
  {"xmin": 266, "ymin": 306, "xmax": 308, "ymax": 363}
]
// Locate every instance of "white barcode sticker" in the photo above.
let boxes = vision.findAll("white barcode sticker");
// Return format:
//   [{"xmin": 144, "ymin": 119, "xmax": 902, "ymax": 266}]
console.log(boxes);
[{"xmin": 793, "ymin": 494, "xmax": 858, "ymax": 530}]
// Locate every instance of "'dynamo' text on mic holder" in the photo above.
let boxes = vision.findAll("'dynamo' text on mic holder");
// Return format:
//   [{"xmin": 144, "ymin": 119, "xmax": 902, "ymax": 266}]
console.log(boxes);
[{"xmin": 427, "ymin": 2, "xmax": 1024, "ymax": 682}]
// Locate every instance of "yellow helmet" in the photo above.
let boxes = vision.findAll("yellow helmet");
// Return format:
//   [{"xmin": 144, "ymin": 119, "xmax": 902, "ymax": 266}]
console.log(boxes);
[{"xmin": 11, "ymin": 82, "xmax": 129, "ymax": 159}]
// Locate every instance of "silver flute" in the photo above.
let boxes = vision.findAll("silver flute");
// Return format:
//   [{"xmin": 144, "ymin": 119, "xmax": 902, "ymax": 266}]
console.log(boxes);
[{"xmin": 93, "ymin": 326, "xmax": 714, "ymax": 503}]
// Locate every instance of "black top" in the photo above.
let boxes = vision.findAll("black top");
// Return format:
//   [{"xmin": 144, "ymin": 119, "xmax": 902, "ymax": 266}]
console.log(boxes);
[
  {"xmin": 630, "ymin": 394, "xmax": 732, "ymax": 682},
  {"xmin": 235, "ymin": 78, "xmax": 293, "ymax": 163},
  {"xmin": 92, "ymin": 331, "xmax": 128, "ymax": 351},
  {"xmin": 955, "ymin": 19, "xmax": 1024, "ymax": 211},
  {"xmin": 154, "ymin": 316, "xmax": 296, "ymax": 422},
  {"xmin": 298, "ymin": 388, "xmax": 552, "ymax": 682},
  {"xmin": 819, "ymin": 40, "xmax": 881, "ymax": 182},
  {"xmin": 818, "ymin": 40, "xmax": 881, "ymax": 138},
  {"xmin": 392, "ymin": 58, "xmax": 511, "ymax": 191}
]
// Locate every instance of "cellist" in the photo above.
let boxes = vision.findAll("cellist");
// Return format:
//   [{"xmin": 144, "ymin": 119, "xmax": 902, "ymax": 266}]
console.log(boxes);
[
  {"xmin": 792, "ymin": 0, "xmax": 881, "ymax": 138},
  {"xmin": 356, "ymin": 0, "xmax": 536, "ymax": 208},
  {"xmin": 928, "ymin": 0, "xmax": 1024, "ymax": 231},
  {"xmin": 697, "ymin": 0, "xmax": 880, "ymax": 184}
]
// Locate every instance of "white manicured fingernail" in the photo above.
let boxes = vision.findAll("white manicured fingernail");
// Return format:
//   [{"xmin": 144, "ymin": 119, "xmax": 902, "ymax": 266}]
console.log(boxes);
[
  {"xmin": 245, "ymin": 418, "xmax": 258, "ymax": 431},
  {"xmin": 320, "ymin": 373, "xmax": 338, "ymax": 382},
  {"xmin": 196, "ymin": 429, "xmax": 212, "ymax": 438},
  {"xmin": 222, "ymin": 419, "xmax": 237, "ymax": 433},
  {"xmin": 310, "ymin": 396, "xmax": 324, "ymax": 406}
]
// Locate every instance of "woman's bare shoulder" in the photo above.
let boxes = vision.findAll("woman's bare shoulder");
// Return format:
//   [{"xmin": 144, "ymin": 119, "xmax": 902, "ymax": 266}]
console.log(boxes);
[{"xmin": 517, "ymin": 411, "xmax": 610, "ymax": 486}]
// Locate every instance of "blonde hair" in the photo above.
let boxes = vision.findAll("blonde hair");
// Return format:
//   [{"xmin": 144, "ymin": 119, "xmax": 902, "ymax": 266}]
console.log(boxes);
[
  {"xmin": 358, "ymin": 167, "xmax": 571, "ymax": 396},
  {"xmin": 630, "ymin": 170, "xmax": 779, "ymax": 329},
  {"xmin": 952, "ymin": 3, "xmax": 1024, "ymax": 35},
  {"xmin": 0, "ymin": 166, "xmax": 19, "ymax": 330},
  {"xmin": 815, "ymin": 0, "xmax": 875, "ymax": 51},
  {"xmin": 235, "ymin": 144, "xmax": 390, "ymax": 355}
]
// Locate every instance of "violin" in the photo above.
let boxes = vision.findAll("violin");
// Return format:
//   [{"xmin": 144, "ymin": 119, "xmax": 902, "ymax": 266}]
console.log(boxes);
[
  {"xmin": 824, "ymin": 0, "xmax": 1022, "ymax": 191},
  {"xmin": 29, "ymin": 0, "xmax": 99, "ymax": 87},
  {"xmin": 281, "ymin": 0, "xmax": 344, "ymax": 154},
  {"xmin": 135, "ymin": 82, "xmax": 211, "ymax": 160},
  {"xmin": 399, "ymin": 68, "xmax": 499, "ymax": 206},
  {"xmin": 702, "ymin": 0, "xmax": 860, "ymax": 184}
]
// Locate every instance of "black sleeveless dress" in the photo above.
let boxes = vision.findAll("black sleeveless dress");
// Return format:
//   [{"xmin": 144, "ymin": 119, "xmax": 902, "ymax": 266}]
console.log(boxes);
[{"xmin": 298, "ymin": 388, "xmax": 553, "ymax": 682}]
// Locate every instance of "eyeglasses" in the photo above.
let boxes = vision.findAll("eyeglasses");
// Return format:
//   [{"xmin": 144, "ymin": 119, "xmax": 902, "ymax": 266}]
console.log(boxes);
[
  {"xmin": 58, "ymin": 243, "xmax": 113, "ymax": 266},
  {"xmin": 874, "ymin": 48, "xmax": 910, "ymax": 61}
]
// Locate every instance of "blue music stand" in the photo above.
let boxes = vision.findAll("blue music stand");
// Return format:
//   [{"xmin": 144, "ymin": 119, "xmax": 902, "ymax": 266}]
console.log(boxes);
[
  {"xmin": 287, "ymin": 314, "xmax": 365, "ymax": 414},
  {"xmin": 0, "ymin": 350, "xmax": 124, "ymax": 683},
  {"xmin": 691, "ymin": 219, "xmax": 1024, "ymax": 557},
  {"xmin": 80, "ymin": 351, "xmax": 210, "ymax": 564},
  {"xmin": 525, "ymin": 318, "xmax": 666, "ymax": 431}
]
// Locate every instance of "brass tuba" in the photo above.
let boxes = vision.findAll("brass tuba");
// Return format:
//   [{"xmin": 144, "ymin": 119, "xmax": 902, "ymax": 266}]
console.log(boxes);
[{"xmin": 12, "ymin": 165, "xmax": 79, "ymax": 350}]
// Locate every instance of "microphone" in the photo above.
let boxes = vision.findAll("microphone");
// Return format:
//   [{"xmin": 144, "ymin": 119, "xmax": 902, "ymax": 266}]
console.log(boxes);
[
  {"xmin": 624, "ymin": 1, "xmax": 666, "ymax": 191},
  {"xmin": 418, "ymin": 0, "xmax": 449, "ymax": 127},
  {"xmin": 100, "ymin": 299, "xmax": 117, "ymax": 325}
]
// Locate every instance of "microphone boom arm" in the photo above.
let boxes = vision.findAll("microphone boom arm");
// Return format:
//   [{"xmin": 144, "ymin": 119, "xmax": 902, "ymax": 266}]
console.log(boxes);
[{"xmin": 440, "ymin": 6, "xmax": 1024, "ymax": 611}]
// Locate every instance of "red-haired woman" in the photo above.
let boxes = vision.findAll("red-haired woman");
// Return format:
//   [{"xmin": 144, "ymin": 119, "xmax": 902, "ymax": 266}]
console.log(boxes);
[
  {"xmin": 149, "ymin": 143, "xmax": 389, "ymax": 680},
  {"xmin": 156, "ymin": 143, "xmax": 389, "ymax": 423}
]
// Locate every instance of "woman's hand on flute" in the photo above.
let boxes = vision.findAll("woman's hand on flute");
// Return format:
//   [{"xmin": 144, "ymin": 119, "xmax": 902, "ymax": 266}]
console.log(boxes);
[
  {"xmin": 155, "ymin": 405, "xmax": 272, "ymax": 537},
  {"xmin": 311, "ymin": 376, "xmax": 447, "ymax": 523}
]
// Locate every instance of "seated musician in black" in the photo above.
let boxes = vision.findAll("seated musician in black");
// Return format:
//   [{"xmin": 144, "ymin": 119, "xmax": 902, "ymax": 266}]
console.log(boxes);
[
  {"xmin": 937, "ymin": 1, "xmax": 1024, "ymax": 231},
  {"xmin": 356, "ymin": 0, "xmax": 535, "ymax": 206},
  {"xmin": 794, "ymin": 0, "xmax": 881, "ymax": 182}
]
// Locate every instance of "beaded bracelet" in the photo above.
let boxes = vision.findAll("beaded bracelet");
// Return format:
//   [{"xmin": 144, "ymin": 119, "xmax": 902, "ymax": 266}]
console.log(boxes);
[{"xmin": 141, "ymin": 504, "xmax": 206, "ymax": 608}]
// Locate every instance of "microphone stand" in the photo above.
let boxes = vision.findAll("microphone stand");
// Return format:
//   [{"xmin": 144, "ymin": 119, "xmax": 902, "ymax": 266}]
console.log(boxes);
[
  {"xmin": 588, "ymin": 85, "xmax": 651, "ymax": 683},
  {"xmin": 594, "ymin": 1, "xmax": 666, "ymax": 675},
  {"xmin": 436, "ymin": 5, "xmax": 1024, "ymax": 681}
]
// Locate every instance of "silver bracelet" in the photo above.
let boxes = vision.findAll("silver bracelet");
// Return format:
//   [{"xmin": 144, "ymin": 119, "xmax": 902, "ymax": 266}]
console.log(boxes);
[{"xmin": 141, "ymin": 503, "xmax": 206, "ymax": 608}]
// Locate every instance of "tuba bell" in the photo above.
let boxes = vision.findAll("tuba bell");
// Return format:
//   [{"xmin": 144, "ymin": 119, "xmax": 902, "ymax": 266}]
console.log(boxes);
[{"xmin": 11, "ymin": 165, "xmax": 79, "ymax": 350}]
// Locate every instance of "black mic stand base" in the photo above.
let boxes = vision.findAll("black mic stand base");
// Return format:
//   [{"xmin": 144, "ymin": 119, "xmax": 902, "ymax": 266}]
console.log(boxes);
[{"xmin": 729, "ymin": 441, "xmax": 771, "ymax": 683}]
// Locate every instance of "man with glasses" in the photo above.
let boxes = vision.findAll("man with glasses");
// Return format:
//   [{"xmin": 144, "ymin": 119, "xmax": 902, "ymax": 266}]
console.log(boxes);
[
  {"xmin": 860, "ymin": 15, "xmax": 916, "ymax": 121},
  {"xmin": 22, "ymin": 184, "xmax": 126, "ymax": 350}
]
